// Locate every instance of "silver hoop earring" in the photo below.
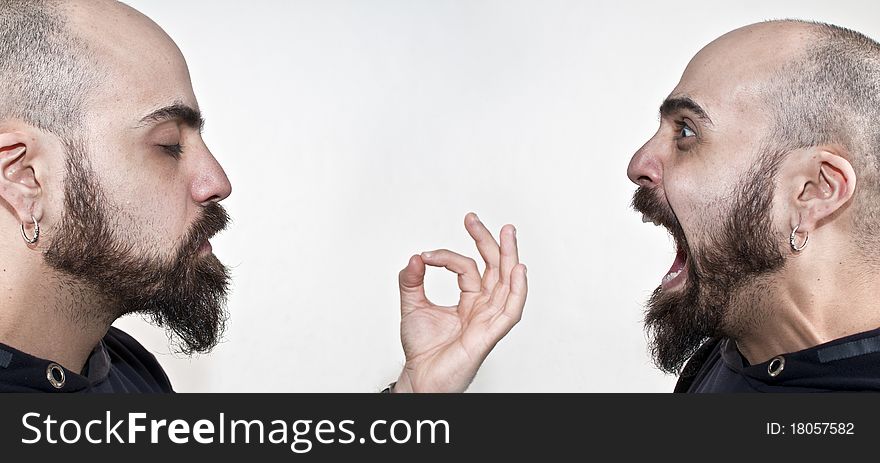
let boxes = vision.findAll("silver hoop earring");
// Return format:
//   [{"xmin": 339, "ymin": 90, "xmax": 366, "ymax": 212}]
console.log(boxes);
[
  {"xmin": 790, "ymin": 223, "xmax": 808, "ymax": 252},
  {"xmin": 20, "ymin": 216, "xmax": 39, "ymax": 244}
]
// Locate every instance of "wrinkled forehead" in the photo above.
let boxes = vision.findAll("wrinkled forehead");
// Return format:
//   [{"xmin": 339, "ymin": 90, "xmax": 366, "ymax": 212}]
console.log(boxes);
[
  {"xmin": 669, "ymin": 23, "xmax": 812, "ymax": 129},
  {"xmin": 65, "ymin": 0, "xmax": 197, "ymax": 127}
]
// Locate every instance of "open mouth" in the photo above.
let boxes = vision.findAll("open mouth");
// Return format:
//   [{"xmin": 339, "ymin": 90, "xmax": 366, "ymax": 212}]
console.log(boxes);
[
  {"xmin": 642, "ymin": 213, "xmax": 689, "ymax": 291},
  {"xmin": 197, "ymin": 240, "xmax": 213, "ymax": 255},
  {"xmin": 662, "ymin": 247, "xmax": 688, "ymax": 290}
]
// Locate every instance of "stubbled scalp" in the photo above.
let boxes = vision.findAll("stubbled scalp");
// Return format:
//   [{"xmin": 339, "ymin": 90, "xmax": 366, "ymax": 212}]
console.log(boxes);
[
  {"xmin": 759, "ymin": 20, "xmax": 880, "ymax": 258},
  {"xmin": 0, "ymin": 0, "xmax": 104, "ymax": 140},
  {"xmin": 0, "ymin": 0, "xmax": 178, "ymax": 141}
]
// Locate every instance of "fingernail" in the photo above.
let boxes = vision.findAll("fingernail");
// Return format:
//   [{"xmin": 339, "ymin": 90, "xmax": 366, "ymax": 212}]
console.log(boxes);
[{"xmin": 422, "ymin": 252, "xmax": 432, "ymax": 259}]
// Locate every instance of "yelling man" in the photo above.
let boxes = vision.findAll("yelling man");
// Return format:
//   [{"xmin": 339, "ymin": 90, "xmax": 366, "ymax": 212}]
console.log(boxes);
[
  {"xmin": 630, "ymin": 20, "xmax": 880, "ymax": 392},
  {"xmin": 0, "ymin": 0, "xmax": 527, "ymax": 393}
]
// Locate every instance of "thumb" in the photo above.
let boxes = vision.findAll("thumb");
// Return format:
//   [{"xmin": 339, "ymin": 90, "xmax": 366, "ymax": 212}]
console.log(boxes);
[{"xmin": 399, "ymin": 254, "xmax": 428, "ymax": 313}]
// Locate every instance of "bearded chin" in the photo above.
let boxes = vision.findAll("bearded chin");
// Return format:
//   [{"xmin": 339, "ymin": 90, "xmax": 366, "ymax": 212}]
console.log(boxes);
[
  {"xmin": 43, "ymin": 141, "xmax": 230, "ymax": 355},
  {"xmin": 641, "ymin": 229, "xmax": 785, "ymax": 375},
  {"xmin": 121, "ymin": 251, "xmax": 230, "ymax": 355},
  {"xmin": 643, "ymin": 264, "xmax": 727, "ymax": 374}
]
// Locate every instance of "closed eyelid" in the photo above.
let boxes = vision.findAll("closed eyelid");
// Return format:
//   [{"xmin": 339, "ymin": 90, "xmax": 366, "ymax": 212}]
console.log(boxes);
[
  {"xmin": 151, "ymin": 122, "xmax": 183, "ymax": 139},
  {"xmin": 158, "ymin": 143, "xmax": 184, "ymax": 159}
]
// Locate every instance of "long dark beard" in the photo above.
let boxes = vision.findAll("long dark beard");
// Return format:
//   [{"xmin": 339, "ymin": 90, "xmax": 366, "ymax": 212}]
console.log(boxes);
[
  {"xmin": 632, "ymin": 157, "xmax": 786, "ymax": 374},
  {"xmin": 43, "ymin": 141, "xmax": 230, "ymax": 354}
]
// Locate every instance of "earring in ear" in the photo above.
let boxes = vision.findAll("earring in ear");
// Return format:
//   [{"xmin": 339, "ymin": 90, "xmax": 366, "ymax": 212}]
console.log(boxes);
[
  {"xmin": 20, "ymin": 216, "xmax": 39, "ymax": 244},
  {"xmin": 790, "ymin": 222, "xmax": 808, "ymax": 252}
]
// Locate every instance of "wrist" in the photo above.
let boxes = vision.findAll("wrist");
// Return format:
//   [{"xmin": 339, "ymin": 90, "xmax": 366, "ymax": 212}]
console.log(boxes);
[{"xmin": 392, "ymin": 370, "xmax": 414, "ymax": 393}]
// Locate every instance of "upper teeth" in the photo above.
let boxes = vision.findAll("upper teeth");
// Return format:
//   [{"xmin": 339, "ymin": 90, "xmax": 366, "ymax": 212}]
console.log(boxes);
[
  {"xmin": 642, "ymin": 214, "xmax": 662, "ymax": 227},
  {"xmin": 663, "ymin": 268, "xmax": 683, "ymax": 284}
]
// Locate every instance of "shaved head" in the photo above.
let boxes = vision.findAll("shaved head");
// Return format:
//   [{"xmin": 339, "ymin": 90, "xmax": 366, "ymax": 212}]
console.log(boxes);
[
  {"xmin": 763, "ymin": 20, "xmax": 880, "ymax": 254},
  {"xmin": 0, "ymin": 0, "xmax": 102, "ymax": 139}
]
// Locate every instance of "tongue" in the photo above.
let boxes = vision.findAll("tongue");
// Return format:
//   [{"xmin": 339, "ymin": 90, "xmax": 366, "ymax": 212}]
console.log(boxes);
[{"xmin": 665, "ymin": 248, "xmax": 687, "ymax": 277}]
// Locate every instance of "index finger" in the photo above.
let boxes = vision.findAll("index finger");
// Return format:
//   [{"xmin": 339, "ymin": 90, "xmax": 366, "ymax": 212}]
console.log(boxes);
[{"xmin": 464, "ymin": 212, "xmax": 500, "ymax": 277}]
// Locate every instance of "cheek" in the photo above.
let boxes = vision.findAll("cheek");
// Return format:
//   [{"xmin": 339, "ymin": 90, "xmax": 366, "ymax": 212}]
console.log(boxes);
[
  {"xmin": 107, "ymin": 185, "xmax": 192, "ymax": 250},
  {"xmin": 93, "ymin": 159, "xmax": 194, "ymax": 247},
  {"xmin": 663, "ymin": 164, "xmax": 742, "ymax": 244}
]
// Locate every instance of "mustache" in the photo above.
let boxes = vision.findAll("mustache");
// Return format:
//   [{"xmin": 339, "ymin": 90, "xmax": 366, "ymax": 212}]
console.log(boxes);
[
  {"xmin": 631, "ymin": 186, "xmax": 688, "ymax": 249},
  {"xmin": 179, "ymin": 203, "xmax": 230, "ymax": 258}
]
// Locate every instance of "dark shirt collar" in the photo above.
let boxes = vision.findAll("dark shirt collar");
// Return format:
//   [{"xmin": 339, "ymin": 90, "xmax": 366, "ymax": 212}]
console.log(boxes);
[
  {"xmin": 0, "ymin": 339, "xmax": 108, "ymax": 392},
  {"xmin": 720, "ymin": 326, "xmax": 880, "ymax": 391}
]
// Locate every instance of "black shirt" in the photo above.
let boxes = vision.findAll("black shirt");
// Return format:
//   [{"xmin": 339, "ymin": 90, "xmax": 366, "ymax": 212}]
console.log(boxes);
[
  {"xmin": 0, "ymin": 327, "xmax": 173, "ymax": 393},
  {"xmin": 677, "ymin": 327, "xmax": 880, "ymax": 392}
]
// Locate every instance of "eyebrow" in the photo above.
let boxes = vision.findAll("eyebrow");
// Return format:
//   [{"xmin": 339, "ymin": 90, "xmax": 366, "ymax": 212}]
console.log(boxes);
[
  {"xmin": 137, "ymin": 102, "xmax": 205, "ymax": 131},
  {"xmin": 659, "ymin": 96, "xmax": 713, "ymax": 127}
]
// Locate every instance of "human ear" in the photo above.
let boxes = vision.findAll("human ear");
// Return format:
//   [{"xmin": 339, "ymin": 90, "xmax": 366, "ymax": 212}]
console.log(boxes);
[
  {"xmin": 789, "ymin": 146, "xmax": 856, "ymax": 233},
  {"xmin": 0, "ymin": 131, "xmax": 43, "ymax": 225}
]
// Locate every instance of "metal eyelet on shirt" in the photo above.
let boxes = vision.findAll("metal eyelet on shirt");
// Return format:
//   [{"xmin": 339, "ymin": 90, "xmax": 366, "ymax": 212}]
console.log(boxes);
[
  {"xmin": 46, "ymin": 363, "xmax": 65, "ymax": 389},
  {"xmin": 768, "ymin": 356, "xmax": 785, "ymax": 378}
]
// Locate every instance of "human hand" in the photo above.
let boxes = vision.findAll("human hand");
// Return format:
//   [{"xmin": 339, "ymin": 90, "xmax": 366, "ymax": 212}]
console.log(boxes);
[{"xmin": 393, "ymin": 213, "xmax": 527, "ymax": 393}]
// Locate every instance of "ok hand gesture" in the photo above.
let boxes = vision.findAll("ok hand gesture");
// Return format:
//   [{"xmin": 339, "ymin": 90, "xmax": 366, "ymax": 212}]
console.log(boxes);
[{"xmin": 393, "ymin": 213, "xmax": 528, "ymax": 393}]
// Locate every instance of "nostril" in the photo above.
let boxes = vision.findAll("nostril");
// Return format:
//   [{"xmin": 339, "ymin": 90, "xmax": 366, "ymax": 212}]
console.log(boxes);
[
  {"xmin": 202, "ymin": 194, "xmax": 222, "ymax": 205},
  {"xmin": 637, "ymin": 176, "xmax": 653, "ymax": 186}
]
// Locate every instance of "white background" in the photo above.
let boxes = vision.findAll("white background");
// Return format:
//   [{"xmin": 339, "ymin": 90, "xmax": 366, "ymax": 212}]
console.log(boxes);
[{"xmin": 115, "ymin": 0, "xmax": 880, "ymax": 392}]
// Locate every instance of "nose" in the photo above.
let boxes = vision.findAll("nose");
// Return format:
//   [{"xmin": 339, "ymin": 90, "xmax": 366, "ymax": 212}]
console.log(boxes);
[
  {"xmin": 191, "ymin": 147, "xmax": 232, "ymax": 205},
  {"xmin": 627, "ymin": 138, "xmax": 663, "ymax": 188}
]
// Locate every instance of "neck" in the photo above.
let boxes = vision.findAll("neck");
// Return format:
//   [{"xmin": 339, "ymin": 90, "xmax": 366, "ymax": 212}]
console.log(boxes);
[
  {"xmin": 734, "ymin": 249, "xmax": 880, "ymax": 365},
  {"xmin": 0, "ymin": 257, "xmax": 114, "ymax": 374}
]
